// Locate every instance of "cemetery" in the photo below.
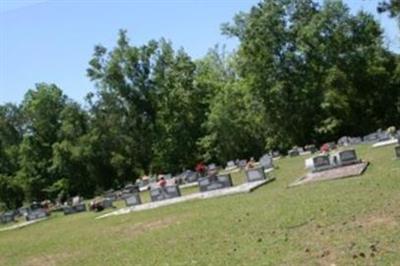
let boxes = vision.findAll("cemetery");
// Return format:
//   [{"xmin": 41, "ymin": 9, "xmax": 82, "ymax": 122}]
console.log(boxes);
[{"xmin": 0, "ymin": 143, "xmax": 399, "ymax": 265}]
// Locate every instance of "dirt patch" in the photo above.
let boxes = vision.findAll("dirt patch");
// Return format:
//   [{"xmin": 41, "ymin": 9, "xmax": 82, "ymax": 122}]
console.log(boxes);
[
  {"xmin": 354, "ymin": 214, "xmax": 398, "ymax": 229},
  {"xmin": 22, "ymin": 251, "xmax": 75, "ymax": 266},
  {"xmin": 112, "ymin": 214, "xmax": 188, "ymax": 238}
]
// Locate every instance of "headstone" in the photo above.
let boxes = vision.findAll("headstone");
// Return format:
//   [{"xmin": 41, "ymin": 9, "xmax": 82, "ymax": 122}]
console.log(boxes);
[
  {"xmin": 18, "ymin": 207, "xmax": 29, "ymax": 217},
  {"xmin": 26, "ymin": 208, "xmax": 48, "ymax": 221},
  {"xmin": 288, "ymin": 148, "xmax": 300, "ymax": 157},
  {"xmin": 0, "ymin": 211, "xmax": 16, "ymax": 224},
  {"xmin": 63, "ymin": 203, "xmax": 87, "ymax": 215},
  {"xmin": 198, "ymin": 174, "xmax": 233, "ymax": 192},
  {"xmin": 227, "ymin": 161, "xmax": 235, "ymax": 168},
  {"xmin": 124, "ymin": 193, "xmax": 142, "ymax": 207},
  {"xmin": 312, "ymin": 155, "xmax": 332, "ymax": 172},
  {"xmin": 363, "ymin": 132, "xmax": 379, "ymax": 143},
  {"xmin": 272, "ymin": 151, "xmax": 280, "ymax": 158},
  {"xmin": 123, "ymin": 184, "xmax": 139, "ymax": 194},
  {"xmin": 150, "ymin": 185, "xmax": 181, "ymax": 202},
  {"xmin": 395, "ymin": 146, "xmax": 400, "ymax": 159},
  {"xmin": 104, "ymin": 191, "xmax": 117, "ymax": 202},
  {"xmin": 377, "ymin": 131, "xmax": 391, "ymax": 141},
  {"xmin": 184, "ymin": 171, "xmax": 199, "ymax": 183},
  {"xmin": 245, "ymin": 167, "xmax": 266, "ymax": 182},
  {"xmin": 164, "ymin": 174, "xmax": 173, "ymax": 180},
  {"xmin": 238, "ymin": 160, "xmax": 247, "ymax": 168},
  {"xmin": 259, "ymin": 154, "xmax": 273, "ymax": 169},
  {"xmin": 338, "ymin": 136, "xmax": 350, "ymax": 146},
  {"xmin": 304, "ymin": 144, "xmax": 317, "ymax": 153},
  {"xmin": 332, "ymin": 149, "xmax": 359, "ymax": 166},
  {"xmin": 349, "ymin": 137, "xmax": 362, "ymax": 145}
]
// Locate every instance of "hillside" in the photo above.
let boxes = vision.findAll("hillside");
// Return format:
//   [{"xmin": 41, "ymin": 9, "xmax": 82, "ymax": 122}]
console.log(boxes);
[{"xmin": 0, "ymin": 144, "xmax": 399, "ymax": 265}]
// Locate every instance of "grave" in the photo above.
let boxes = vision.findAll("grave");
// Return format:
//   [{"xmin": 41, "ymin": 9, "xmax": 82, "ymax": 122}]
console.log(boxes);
[
  {"xmin": 259, "ymin": 154, "xmax": 273, "ymax": 170},
  {"xmin": 124, "ymin": 193, "xmax": 142, "ymax": 207},
  {"xmin": 26, "ymin": 208, "xmax": 48, "ymax": 221},
  {"xmin": 104, "ymin": 190, "xmax": 118, "ymax": 201},
  {"xmin": 184, "ymin": 170, "xmax": 199, "ymax": 183},
  {"xmin": 395, "ymin": 146, "xmax": 400, "ymax": 159},
  {"xmin": 288, "ymin": 148, "xmax": 300, "ymax": 157},
  {"xmin": 198, "ymin": 174, "xmax": 233, "ymax": 192},
  {"xmin": 238, "ymin": 160, "xmax": 247, "ymax": 169},
  {"xmin": 150, "ymin": 185, "xmax": 181, "ymax": 202},
  {"xmin": 304, "ymin": 144, "xmax": 317, "ymax": 153},
  {"xmin": 291, "ymin": 149, "xmax": 368, "ymax": 187},
  {"xmin": 332, "ymin": 149, "xmax": 360, "ymax": 166},
  {"xmin": 63, "ymin": 203, "xmax": 87, "ymax": 215},
  {"xmin": 245, "ymin": 167, "xmax": 270, "ymax": 182},
  {"xmin": 310, "ymin": 154, "xmax": 333, "ymax": 172},
  {"xmin": 0, "ymin": 211, "xmax": 16, "ymax": 224},
  {"xmin": 97, "ymin": 179, "xmax": 273, "ymax": 220},
  {"xmin": 63, "ymin": 196, "xmax": 87, "ymax": 215}
]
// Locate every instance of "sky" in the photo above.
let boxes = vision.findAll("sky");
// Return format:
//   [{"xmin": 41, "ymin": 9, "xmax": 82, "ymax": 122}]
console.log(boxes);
[{"xmin": 1, "ymin": 0, "xmax": 399, "ymax": 105}]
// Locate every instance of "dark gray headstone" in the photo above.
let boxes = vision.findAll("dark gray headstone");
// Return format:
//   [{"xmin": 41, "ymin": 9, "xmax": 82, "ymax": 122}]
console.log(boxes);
[
  {"xmin": 104, "ymin": 192, "xmax": 117, "ymax": 202},
  {"xmin": 185, "ymin": 171, "xmax": 199, "ymax": 183},
  {"xmin": 0, "ymin": 211, "xmax": 16, "ymax": 224},
  {"xmin": 245, "ymin": 167, "xmax": 266, "ymax": 182},
  {"xmin": 63, "ymin": 203, "xmax": 87, "ymax": 215},
  {"xmin": 312, "ymin": 155, "xmax": 332, "ymax": 172},
  {"xmin": 334, "ymin": 149, "xmax": 359, "ymax": 166},
  {"xmin": 150, "ymin": 185, "xmax": 181, "ymax": 202},
  {"xmin": 304, "ymin": 145, "xmax": 317, "ymax": 153},
  {"xmin": 26, "ymin": 209, "xmax": 48, "ymax": 221},
  {"xmin": 124, "ymin": 193, "xmax": 142, "ymax": 207},
  {"xmin": 198, "ymin": 174, "xmax": 233, "ymax": 192}
]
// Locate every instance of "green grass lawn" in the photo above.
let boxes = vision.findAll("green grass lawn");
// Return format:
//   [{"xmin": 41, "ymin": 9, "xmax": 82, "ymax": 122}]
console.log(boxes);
[{"xmin": 0, "ymin": 144, "xmax": 399, "ymax": 265}]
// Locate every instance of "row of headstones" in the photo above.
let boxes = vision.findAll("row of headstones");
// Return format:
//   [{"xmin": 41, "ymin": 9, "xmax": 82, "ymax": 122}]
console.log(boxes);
[
  {"xmin": 0, "ymin": 203, "xmax": 50, "ymax": 224},
  {"xmin": 339, "ymin": 129, "xmax": 400, "ymax": 146},
  {"xmin": 306, "ymin": 149, "xmax": 361, "ymax": 172}
]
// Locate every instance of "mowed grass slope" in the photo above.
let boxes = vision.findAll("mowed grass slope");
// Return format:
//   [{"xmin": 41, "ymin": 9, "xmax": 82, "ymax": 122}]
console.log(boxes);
[{"xmin": 0, "ymin": 144, "xmax": 399, "ymax": 266}]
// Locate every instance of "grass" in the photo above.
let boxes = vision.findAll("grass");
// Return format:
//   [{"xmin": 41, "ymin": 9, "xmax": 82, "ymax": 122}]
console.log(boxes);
[{"xmin": 0, "ymin": 144, "xmax": 399, "ymax": 265}]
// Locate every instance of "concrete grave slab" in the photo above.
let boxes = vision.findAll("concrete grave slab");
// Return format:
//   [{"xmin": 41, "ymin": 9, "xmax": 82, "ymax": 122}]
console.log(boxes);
[
  {"xmin": 372, "ymin": 138, "xmax": 398, "ymax": 148},
  {"xmin": 96, "ymin": 179, "xmax": 275, "ymax": 220},
  {"xmin": 0, "ymin": 218, "xmax": 47, "ymax": 232},
  {"xmin": 289, "ymin": 162, "xmax": 369, "ymax": 187}
]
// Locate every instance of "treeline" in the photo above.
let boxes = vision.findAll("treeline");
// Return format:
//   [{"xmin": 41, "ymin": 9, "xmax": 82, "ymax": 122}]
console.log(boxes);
[{"xmin": 1, "ymin": 0, "xmax": 399, "ymax": 209}]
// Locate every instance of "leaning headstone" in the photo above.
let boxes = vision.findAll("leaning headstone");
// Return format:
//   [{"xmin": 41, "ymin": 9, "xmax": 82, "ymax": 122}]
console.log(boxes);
[
  {"xmin": 259, "ymin": 154, "xmax": 273, "ymax": 169},
  {"xmin": 198, "ymin": 174, "xmax": 233, "ymax": 192},
  {"xmin": 245, "ymin": 167, "xmax": 266, "ymax": 182},
  {"xmin": 150, "ymin": 185, "xmax": 181, "ymax": 202},
  {"xmin": 124, "ymin": 193, "xmax": 142, "ymax": 207}
]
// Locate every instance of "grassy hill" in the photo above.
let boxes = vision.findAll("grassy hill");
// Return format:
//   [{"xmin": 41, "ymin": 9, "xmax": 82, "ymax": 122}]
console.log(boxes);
[{"xmin": 0, "ymin": 144, "xmax": 399, "ymax": 265}]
